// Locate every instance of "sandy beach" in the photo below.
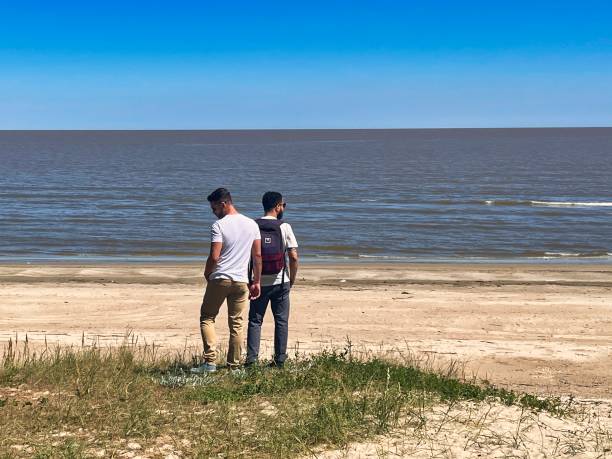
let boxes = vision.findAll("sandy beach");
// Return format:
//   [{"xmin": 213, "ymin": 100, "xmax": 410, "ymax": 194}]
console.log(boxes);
[{"xmin": 1, "ymin": 262, "xmax": 611, "ymax": 399}]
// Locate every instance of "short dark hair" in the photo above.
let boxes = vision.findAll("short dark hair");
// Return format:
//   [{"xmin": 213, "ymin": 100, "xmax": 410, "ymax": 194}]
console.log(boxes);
[
  {"xmin": 262, "ymin": 191, "xmax": 283, "ymax": 212},
  {"xmin": 207, "ymin": 187, "xmax": 232, "ymax": 203}
]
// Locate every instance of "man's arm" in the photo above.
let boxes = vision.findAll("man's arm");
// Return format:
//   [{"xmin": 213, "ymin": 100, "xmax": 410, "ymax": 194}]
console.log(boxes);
[
  {"xmin": 249, "ymin": 239, "xmax": 262, "ymax": 299},
  {"xmin": 204, "ymin": 242, "xmax": 222, "ymax": 281},
  {"xmin": 288, "ymin": 248, "xmax": 299, "ymax": 287}
]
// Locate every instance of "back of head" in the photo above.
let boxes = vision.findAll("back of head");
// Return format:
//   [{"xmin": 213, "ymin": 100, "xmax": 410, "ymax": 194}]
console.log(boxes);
[
  {"xmin": 262, "ymin": 191, "xmax": 283, "ymax": 212},
  {"xmin": 207, "ymin": 187, "xmax": 232, "ymax": 204}
]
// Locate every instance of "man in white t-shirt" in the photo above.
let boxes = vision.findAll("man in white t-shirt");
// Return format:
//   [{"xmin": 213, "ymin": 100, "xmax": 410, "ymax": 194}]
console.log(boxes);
[
  {"xmin": 192, "ymin": 187, "xmax": 262, "ymax": 373},
  {"xmin": 246, "ymin": 191, "xmax": 299, "ymax": 368}
]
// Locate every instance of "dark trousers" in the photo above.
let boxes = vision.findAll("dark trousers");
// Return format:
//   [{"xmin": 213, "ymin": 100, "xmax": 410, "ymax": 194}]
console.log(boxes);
[{"xmin": 246, "ymin": 282, "xmax": 290, "ymax": 364}]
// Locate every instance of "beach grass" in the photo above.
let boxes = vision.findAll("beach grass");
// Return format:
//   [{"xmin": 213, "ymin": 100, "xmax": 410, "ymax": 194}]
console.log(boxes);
[{"xmin": 0, "ymin": 335, "xmax": 586, "ymax": 458}]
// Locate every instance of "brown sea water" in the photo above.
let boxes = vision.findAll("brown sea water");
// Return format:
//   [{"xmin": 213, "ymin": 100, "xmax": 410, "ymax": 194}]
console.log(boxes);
[{"xmin": 1, "ymin": 128, "xmax": 611, "ymax": 262}]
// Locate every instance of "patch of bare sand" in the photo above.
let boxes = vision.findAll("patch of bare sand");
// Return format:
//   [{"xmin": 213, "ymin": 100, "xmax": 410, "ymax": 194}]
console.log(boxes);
[{"xmin": 313, "ymin": 399, "xmax": 612, "ymax": 458}]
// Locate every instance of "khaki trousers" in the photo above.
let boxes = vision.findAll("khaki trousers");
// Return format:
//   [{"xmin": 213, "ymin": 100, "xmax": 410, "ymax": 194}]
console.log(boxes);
[{"xmin": 200, "ymin": 278, "xmax": 249, "ymax": 367}]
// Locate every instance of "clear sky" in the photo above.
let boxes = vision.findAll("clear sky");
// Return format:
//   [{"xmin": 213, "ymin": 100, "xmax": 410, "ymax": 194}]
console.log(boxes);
[{"xmin": 1, "ymin": 1, "xmax": 611, "ymax": 129}]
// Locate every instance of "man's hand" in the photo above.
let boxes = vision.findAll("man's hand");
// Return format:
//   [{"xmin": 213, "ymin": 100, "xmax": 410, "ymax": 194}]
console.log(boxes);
[{"xmin": 249, "ymin": 282, "xmax": 261, "ymax": 300}]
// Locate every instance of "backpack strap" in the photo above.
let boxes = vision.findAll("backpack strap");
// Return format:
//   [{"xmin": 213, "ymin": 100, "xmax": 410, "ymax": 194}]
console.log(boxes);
[
  {"xmin": 268, "ymin": 219, "xmax": 287, "ymax": 283},
  {"xmin": 248, "ymin": 257, "xmax": 253, "ymax": 285},
  {"xmin": 279, "ymin": 220, "xmax": 288, "ymax": 284}
]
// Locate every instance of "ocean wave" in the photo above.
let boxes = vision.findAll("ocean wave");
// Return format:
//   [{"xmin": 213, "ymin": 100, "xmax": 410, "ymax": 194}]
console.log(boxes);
[
  {"xmin": 531, "ymin": 201, "xmax": 612, "ymax": 208},
  {"xmin": 358, "ymin": 251, "xmax": 612, "ymax": 260},
  {"xmin": 484, "ymin": 199, "xmax": 530, "ymax": 206},
  {"xmin": 528, "ymin": 251, "xmax": 612, "ymax": 258},
  {"xmin": 484, "ymin": 200, "xmax": 612, "ymax": 208}
]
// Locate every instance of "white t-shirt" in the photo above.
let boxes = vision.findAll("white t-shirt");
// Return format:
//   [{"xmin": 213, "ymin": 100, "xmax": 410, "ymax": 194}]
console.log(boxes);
[
  {"xmin": 259, "ymin": 216, "xmax": 299, "ymax": 287},
  {"xmin": 209, "ymin": 213, "xmax": 261, "ymax": 283}
]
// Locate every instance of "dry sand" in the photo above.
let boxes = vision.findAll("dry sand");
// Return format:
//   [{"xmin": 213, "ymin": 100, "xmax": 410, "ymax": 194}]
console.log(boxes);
[
  {"xmin": 1, "ymin": 262, "xmax": 611, "ymax": 400},
  {"xmin": 313, "ymin": 398, "xmax": 612, "ymax": 458}
]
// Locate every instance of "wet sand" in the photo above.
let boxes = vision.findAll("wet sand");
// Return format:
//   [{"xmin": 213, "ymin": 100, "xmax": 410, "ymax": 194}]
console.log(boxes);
[{"xmin": 1, "ymin": 263, "xmax": 611, "ymax": 399}]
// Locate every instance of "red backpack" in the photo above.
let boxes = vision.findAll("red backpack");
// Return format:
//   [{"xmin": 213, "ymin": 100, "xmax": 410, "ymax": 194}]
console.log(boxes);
[
  {"xmin": 256, "ymin": 218, "xmax": 286, "ymax": 275},
  {"xmin": 255, "ymin": 218, "xmax": 285, "ymax": 274}
]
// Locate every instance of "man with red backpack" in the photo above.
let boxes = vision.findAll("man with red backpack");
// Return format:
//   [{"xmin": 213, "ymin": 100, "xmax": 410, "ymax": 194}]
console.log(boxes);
[{"xmin": 246, "ymin": 191, "xmax": 299, "ymax": 368}]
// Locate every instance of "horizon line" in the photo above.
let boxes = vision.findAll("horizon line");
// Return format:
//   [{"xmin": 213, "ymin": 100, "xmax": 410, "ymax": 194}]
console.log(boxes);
[{"xmin": 1, "ymin": 126, "xmax": 611, "ymax": 132}]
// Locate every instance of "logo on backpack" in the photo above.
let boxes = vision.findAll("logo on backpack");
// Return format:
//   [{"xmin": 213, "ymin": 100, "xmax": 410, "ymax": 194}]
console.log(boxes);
[{"xmin": 264, "ymin": 237, "xmax": 272, "ymax": 244}]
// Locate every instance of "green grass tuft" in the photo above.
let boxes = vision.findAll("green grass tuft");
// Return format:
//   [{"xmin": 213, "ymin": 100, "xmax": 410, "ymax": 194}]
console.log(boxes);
[{"xmin": 0, "ymin": 341, "xmax": 571, "ymax": 458}]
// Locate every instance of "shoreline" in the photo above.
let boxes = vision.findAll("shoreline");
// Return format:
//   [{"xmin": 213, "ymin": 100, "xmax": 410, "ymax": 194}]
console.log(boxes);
[
  {"xmin": 2, "ymin": 256, "xmax": 611, "ymax": 266},
  {"xmin": 1, "ymin": 262, "xmax": 612, "ymax": 285}
]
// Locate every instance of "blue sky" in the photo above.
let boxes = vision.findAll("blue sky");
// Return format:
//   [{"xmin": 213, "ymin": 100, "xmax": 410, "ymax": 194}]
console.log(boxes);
[{"xmin": 1, "ymin": 1, "xmax": 611, "ymax": 129}]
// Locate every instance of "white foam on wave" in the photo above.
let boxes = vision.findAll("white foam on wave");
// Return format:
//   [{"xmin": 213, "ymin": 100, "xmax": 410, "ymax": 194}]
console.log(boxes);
[
  {"xmin": 537, "ymin": 251, "xmax": 612, "ymax": 259},
  {"xmin": 531, "ymin": 201, "xmax": 612, "ymax": 208},
  {"xmin": 484, "ymin": 199, "xmax": 612, "ymax": 208}
]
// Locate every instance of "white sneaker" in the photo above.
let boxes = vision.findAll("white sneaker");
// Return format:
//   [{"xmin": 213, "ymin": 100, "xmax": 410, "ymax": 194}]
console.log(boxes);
[
  {"xmin": 190, "ymin": 362, "xmax": 217, "ymax": 374},
  {"xmin": 229, "ymin": 367, "xmax": 246, "ymax": 377}
]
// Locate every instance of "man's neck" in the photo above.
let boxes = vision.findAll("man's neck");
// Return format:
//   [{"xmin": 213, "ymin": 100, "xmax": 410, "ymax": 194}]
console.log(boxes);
[
  {"xmin": 225, "ymin": 205, "xmax": 239, "ymax": 216},
  {"xmin": 264, "ymin": 211, "xmax": 277, "ymax": 218}
]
